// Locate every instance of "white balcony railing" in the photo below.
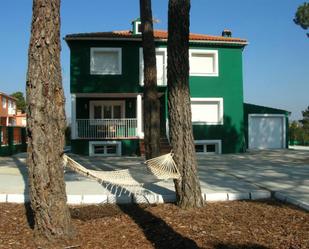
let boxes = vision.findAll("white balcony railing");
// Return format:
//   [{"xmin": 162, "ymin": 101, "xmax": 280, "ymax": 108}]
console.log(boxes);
[{"xmin": 75, "ymin": 119, "xmax": 138, "ymax": 139}]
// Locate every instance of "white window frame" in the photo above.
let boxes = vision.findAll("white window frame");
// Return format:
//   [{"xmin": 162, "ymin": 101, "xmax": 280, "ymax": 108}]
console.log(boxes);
[
  {"xmin": 191, "ymin": 97, "xmax": 224, "ymax": 125},
  {"xmin": 89, "ymin": 100, "xmax": 125, "ymax": 120},
  {"xmin": 194, "ymin": 140, "xmax": 222, "ymax": 154},
  {"xmin": 189, "ymin": 49, "xmax": 219, "ymax": 77},
  {"xmin": 2, "ymin": 97, "xmax": 7, "ymax": 109},
  {"xmin": 90, "ymin": 47, "xmax": 122, "ymax": 75},
  {"xmin": 89, "ymin": 141, "xmax": 122, "ymax": 156},
  {"xmin": 139, "ymin": 47, "xmax": 167, "ymax": 86}
]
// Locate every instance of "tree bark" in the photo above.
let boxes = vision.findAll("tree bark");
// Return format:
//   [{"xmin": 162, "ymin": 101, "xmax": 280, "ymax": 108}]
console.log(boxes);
[
  {"xmin": 26, "ymin": 0, "xmax": 74, "ymax": 246},
  {"xmin": 140, "ymin": 0, "xmax": 161, "ymax": 159},
  {"xmin": 167, "ymin": 0, "xmax": 204, "ymax": 208}
]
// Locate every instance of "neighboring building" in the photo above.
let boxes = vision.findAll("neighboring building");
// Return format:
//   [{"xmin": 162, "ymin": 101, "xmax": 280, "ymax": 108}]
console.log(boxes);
[
  {"xmin": 0, "ymin": 92, "xmax": 17, "ymax": 126},
  {"xmin": 65, "ymin": 19, "xmax": 288, "ymax": 156},
  {"xmin": 15, "ymin": 111, "xmax": 27, "ymax": 127}
]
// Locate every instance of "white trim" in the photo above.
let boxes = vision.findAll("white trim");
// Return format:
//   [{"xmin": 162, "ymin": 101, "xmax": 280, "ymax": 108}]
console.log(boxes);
[
  {"xmin": 71, "ymin": 94, "xmax": 77, "ymax": 139},
  {"xmin": 189, "ymin": 49, "xmax": 219, "ymax": 77},
  {"xmin": 136, "ymin": 94, "xmax": 143, "ymax": 138},
  {"xmin": 89, "ymin": 100, "xmax": 125, "ymax": 119},
  {"xmin": 65, "ymin": 37, "xmax": 249, "ymax": 46},
  {"xmin": 191, "ymin": 97, "xmax": 224, "ymax": 125},
  {"xmin": 90, "ymin": 47, "xmax": 122, "ymax": 75},
  {"xmin": 89, "ymin": 141, "xmax": 122, "ymax": 156},
  {"xmin": 248, "ymin": 114, "xmax": 286, "ymax": 149},
  {"xmin": 139, "ymin": 47, "xmax": 167, "ymax": 86},
  {"xmin": 194, "ymin": 140, "xmax": 222, "ymax": 154}
]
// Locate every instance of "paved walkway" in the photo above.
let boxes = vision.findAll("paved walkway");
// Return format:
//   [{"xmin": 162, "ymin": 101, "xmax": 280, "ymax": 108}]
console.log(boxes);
[{"xmin": 0, "ymin": 149, "xmax": 308, "ymax": 210}]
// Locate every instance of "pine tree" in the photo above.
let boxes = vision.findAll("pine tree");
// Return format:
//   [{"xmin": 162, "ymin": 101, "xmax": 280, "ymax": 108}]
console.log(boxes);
[
  {"xmin": 26, "ymin": 0, "xmax": 74, "ymax": 246},
  {"xmin": 294, "ymin": 2, "xmax": 309, "ymax": 37},
  {"xmin": 167, "ymin": 0, "xmax": 204, "ymax": 208},
  {"xmin": 10, "ymin": 92, "xmax": 26, "ymax": 113},
  {"xmin": 140, "ymin": 0, "xmax": 161, "ymax": 159}
]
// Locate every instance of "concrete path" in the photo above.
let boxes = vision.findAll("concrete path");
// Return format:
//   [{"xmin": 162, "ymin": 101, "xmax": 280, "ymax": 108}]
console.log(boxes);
[
  {"xmin": 197, "ymin": 150, "xmax": 309, "ymax": 210},
  {"xmin": 0, "ymin": 149, "xmax": 308, "ymax": 210}
]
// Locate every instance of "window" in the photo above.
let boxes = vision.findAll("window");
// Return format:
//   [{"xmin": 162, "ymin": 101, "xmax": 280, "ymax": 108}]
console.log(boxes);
[
  {"xmin": 191, "ymin": 98, "xmax": 223, "ymax": 125},
  {"xmin": 140, "ymin": 48, "xmax": 167, "ymax": 86},
  {"xmin": 89, "ymin": 141, "xmax": 121, "ymax": 156},
  {"xmin": 194, "ymin": 140, "xmax": 222, "ymax": 154},
  {"xmin": 2, "ymin": 97, "xmax": 6, "ymax": 109},
  {"xmin": 90, "ymin": 48, "xmax": 122, "ymax": 75},
  {"xmin": 89, "ymin": 101, "xmax": 125, "ymax": 119},
  {"xmin": 189, "ymin": 50, "xmax": 218, "ymax": 76}
]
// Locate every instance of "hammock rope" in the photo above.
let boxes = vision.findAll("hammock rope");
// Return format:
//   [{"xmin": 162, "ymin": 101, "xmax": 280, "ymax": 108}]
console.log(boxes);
[{"xmin": 63, "ymin": 153, "xmax": 180, "ymax": 194}]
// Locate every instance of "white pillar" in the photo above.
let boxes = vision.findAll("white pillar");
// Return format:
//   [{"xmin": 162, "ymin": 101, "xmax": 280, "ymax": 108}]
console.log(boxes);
[
  {"xmin": 136, "ymin": 94, "xmax": 143, "ymax": 138},
  {"xmin": 71, "ymin": 94, "xmax": 77, "ymax": 139}
]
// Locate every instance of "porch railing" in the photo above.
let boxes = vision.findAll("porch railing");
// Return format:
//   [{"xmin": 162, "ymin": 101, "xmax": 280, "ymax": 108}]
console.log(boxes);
[{"xmin": 75, "ymin": 119, "xmax": 138, "ymax": 139}]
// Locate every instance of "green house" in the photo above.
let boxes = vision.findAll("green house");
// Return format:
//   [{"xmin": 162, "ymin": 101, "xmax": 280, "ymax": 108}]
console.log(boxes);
[{"xmin": 65, "ymin": 19, "xmax": 288, "ymax": 156}]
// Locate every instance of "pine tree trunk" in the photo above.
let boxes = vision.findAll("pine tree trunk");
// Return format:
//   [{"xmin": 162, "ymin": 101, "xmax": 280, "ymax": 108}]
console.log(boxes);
[
  {"xmin": 26, "ymin": 0, "xmax": 74, "ymax": 245},
  {"xmin": 140, "ymin": 0, "xmax": 160, "ymax": 159},
  {"xmin": 167, "ymin": 0, "xmax": 204, "ymax": 208}
]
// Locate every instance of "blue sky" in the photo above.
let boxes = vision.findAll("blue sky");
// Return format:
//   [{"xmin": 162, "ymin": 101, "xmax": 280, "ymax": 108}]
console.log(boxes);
[{"xmin": 0, "ymin": 0, "xmax": 308, "ymax": 120}]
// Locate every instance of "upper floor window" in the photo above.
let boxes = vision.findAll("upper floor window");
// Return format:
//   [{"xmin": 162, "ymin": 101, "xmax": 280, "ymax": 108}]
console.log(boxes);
[
  {"xmin": 140, "ymin": 48, "xmax": 167, "ymax": 86},
  {"xmin": 189, "ymin": 50, "xmax": 218, "ymax": 76},
  {"xmin": 90, "ymin": 48, "xmax": 122, "ymax": 75},
  {"xmin": 2, "ymin": 97, "xmax": 6, "ymax": 109},
  {"xmin": 191, "ymin": 98, "xmax": 223, "ymax": 125},
  {"xmin": 8, "ymin": 100, "xmax": 16, "ymax": 115}
]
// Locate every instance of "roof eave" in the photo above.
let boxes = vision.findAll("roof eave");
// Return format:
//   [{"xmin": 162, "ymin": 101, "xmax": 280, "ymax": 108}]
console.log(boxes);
[{"xmin": 64, "ymin": 36, "xmax": 248, "ymax": 46}]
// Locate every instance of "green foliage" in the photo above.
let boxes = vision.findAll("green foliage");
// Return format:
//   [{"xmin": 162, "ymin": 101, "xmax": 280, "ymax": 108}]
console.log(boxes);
[
  {"xmin": 294, "ymin": 2, "xmax": 309, "ymax": 37},
  {"xmin": 300, "ymin": 106, "xmax": 309, "ymax": 133},
  {"xmin": 10, "ymin": 92, "xmax": 26, "ymax": 113},
  {"xmin": 290, "ymin": 106, "xmax": 309, "ymax": 145}
]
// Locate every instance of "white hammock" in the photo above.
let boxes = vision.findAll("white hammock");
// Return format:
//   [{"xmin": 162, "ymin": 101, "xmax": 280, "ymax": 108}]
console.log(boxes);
[{"xmin": 63, "ymin": 153, "xmax": 180, "ymax": 194}]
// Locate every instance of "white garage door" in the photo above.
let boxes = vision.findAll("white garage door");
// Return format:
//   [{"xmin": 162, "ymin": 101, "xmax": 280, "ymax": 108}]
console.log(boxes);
[{"xmin": 249, "ymin": 115, "xmax": 285, "ymax": 149}]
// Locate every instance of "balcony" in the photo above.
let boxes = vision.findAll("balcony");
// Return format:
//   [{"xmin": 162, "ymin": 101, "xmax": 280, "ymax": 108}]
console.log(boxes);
[{"xmin": 75, "ymin": 119, "xmax": 138, "ymax": 139}]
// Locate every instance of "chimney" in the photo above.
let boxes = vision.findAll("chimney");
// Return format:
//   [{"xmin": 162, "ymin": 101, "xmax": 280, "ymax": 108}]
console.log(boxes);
[
  {"xmin": 132, "ymin": 18, "xmax": 142, "ymax": 35},
  {"xmin": 222, "ymin": 29, "xmax": 232, "ymax": 37}
]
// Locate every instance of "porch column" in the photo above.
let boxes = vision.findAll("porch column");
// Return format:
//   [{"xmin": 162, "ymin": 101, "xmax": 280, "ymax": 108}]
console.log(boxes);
[
  {"xmin": 71, "ymin": 94, "xmax": 77, "ymax": 139},
  {"xmin": 136, "ymin": 94, "xmax": 143, "ymax": 138}
]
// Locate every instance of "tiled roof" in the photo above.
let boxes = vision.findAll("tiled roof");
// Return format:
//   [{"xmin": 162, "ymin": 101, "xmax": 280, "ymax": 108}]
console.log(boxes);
[
  {"xmin": 0, "ymin": 92, "xmax": 17, "ymax": 101},
  {"xmin": 65, "ymin": 30, "xmax": 247, "ymax": 45}
]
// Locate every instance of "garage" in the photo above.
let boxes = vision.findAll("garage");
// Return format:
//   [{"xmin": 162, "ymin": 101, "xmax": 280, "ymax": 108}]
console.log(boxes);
[
  {"xmin": 244, "ymin": 103, "xmax": 289, "ymax": 150},
  {"xmin": 248, "ymin": 114, "xmax": 286, "ymax": 149}
]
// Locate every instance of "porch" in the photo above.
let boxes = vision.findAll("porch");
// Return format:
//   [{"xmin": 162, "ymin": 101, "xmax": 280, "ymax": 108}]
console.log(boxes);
[{"xmin": 71, "ymin": 93, "xmax": 153, "ymax": 140}]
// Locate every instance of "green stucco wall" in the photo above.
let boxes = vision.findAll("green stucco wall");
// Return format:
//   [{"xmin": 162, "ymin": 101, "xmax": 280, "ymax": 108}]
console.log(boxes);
[
  {"xmin": 189, "ymin": 46, "xmax": 245, "ymax": 153},
  {"xmin": 71, "ymin": 139, "xmax": 140, "ymax": 156},
  {"xmin": 243, "ymin": 103, "xmax": 289, "ymax": 149},
  {"xmin": 68, "ymin": 40, "xmax": 143, "ymax": 93}
]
